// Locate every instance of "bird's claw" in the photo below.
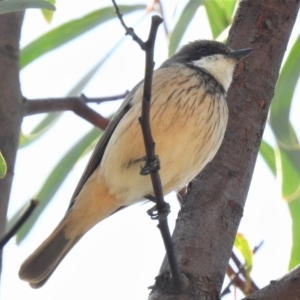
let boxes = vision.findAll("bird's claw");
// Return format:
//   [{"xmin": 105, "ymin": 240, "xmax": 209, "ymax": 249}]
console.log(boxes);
[
  {"xmin": 147, "ymin": 203, "xmax": 170, "ymax": 220},
  {"xmin": 140, "ymin": 155, "xmax": 160, "ymax": 175}
]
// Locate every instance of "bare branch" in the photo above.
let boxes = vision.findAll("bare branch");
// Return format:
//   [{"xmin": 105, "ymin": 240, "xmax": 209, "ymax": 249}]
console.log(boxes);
[
  {"xmin": 139, "ymin": 16, "xmax": 183, "ymax": 293},
  {"xmin": 242, "ymin": 265, "xmax": 300, "ymax": 300},
  {"xmin": 221, "ymin": 242, "xmax": 262, "ymax": 297},
  {"xmin": 82, "ymin": 91, "xmax": 128, "ymax": 103},
  {"xmin": 22, "ymin": 94, "xmax": 128, "ymax": 130},
  {"xmin": 146, "ymin": 0, "xmax": 169, "ymax": 36},
  {"xmin": 0, "ymin": 200, "xmax": 38, "ymax": 249},
  {"xmin": 148, "ymin": 1, "xmax": 300, "ymax": 299},
  {"xmin": 224, "ymin": 264, "xmax": 252, "ymax": 296},
  {"xmin": 113, "ymin": 0, "xmax": 183, "ymax": 293},
  {"xmin": 0, "ymin": 11, "xmax": 25, "ymax": 276},
  {"xmin": 112, "ymin": 0, "xmax": 145, "ymax": 48}
]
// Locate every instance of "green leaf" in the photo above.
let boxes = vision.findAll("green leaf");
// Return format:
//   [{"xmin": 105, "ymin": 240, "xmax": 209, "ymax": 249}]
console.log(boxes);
[
  {"xmin": 0, "ymin": 151, "xmax": 7, "ymax": 178},
  {"xmin": 279, "ymin": 146, "xmax": 300, "ymax": 270},
  {"xmin": 288, "ymin": 199, "xmax": 300, "ymax": 269},
  {"xmin": 15, "ymin": 127, "xmax": 101, "ymax": 243},
  {"xmin": 168, "ymin": 0, "xmax": 204, "ymax": 56},
  {"xmin": 20, "ymin": 4, "xmax": 145, "ymax": 69},
  {"xmin": 268, "ymin": 36, "xmax": 300, "ymax": 270},
  {"xmin": 258, "ymin": 142, "xmax": 300, "ymax": 270},
  {"xmin": 279, "ymin": 147, "xmax": 300, "ymax": 200},
  {"xmin": 19, "ymin": 112, "xmax": 61, "ymax": 148},
  {"xmin": 19, "ymin": 32, "xmax": 127, "ymax": 149},
  {"xmin": 234, "ymin": 233, "xmax": 253, "ymax": 272},
  {"xmin": 274, "ymin": 147, "xmax": 300, "ymax": 270},
  {"xmin": 42, "ymin": 0, "xmax": 55, "ymax": 23},
  {"xmin": 19, "ymin": 5, "xmax": 145, "ymax": 148},
  {"xmin": 0, "ymin": 0, "xmax": 55, "ymax": 15},
  {"xmin": 259, "ymin": 140, "xmax": 276, "ymax": 175},
  {"xmin": 67, "ymin": 35, "xmax": 126, "ymax": 96},
  {"xmin": 204, "ymin": 0, "xmax": 234, "ymax": 39},
  {"xmin": 269, "ymin": 36, "xmax": 300, "ymax": 200},
  {"xmin": 220, "ymin": 0, "xmax": 236, "ymax": 19},
  {"xmin": 270, "ymin": 35, "xmax": 300, "ymax": 148}
]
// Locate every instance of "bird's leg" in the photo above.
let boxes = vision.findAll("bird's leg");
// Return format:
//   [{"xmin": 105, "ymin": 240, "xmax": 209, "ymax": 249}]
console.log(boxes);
[{"xmin": 141, "ymin": 156, "xmax": 169, "ymax": 220}]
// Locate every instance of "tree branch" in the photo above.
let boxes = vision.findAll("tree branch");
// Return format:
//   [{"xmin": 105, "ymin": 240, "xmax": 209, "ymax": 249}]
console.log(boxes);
[
  {"xmin": 112, "ymin": 0, "xmax": 145, "ymax": 48},
  {"xmin": 81, "ymin": 92, "xmax": 128, "ymax": 103},
  {"xmin": 0, "ymin": 12, "xmax": 24, "ymax": 277},
  {"xmin": 148, "ymin": 0, "xmax": 300, "ymax": 299},
  {"xmin": 0, "ymin": 200, "xmax": 38, "ymax": 249},
  {"xmin": 147, "ymin": 0, "xmax": 169, "ymax": 36},
  {"xmin": 222, "ymin": 247, "xmax": 261, "ymax": 297},
  {"xmin": 242, "ymin": 265, "xmax": 300, "ymax": 300},
  {"xmin": 139, "ymin": 16, "xmax": 183, "ymax": 293},
  {"xmin": 113, "ymin": 0, "xmax": 183, "ymax": 293},
  {"xmin": 23, "ymin": 93, "xmax": 129, "ymax": 130}
]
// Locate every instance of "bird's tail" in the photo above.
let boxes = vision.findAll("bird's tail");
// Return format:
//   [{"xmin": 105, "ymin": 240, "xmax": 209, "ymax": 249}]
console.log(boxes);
[
  {"xmin": 19, "ymin": 171, "xmax": 122, "ymax": 288},
  {"xmin": 18, "ymin": 218, "xmax": 82, "ymax": 288}
]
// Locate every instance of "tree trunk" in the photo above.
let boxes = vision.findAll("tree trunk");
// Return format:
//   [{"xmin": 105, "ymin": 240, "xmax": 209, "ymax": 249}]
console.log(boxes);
[
  {"xmin": 148, "ymin": 0, "xmax": 300, "ymax": 299},
  {"xmin": 0, "ymin": 12, "xmax": 24, "ymax": 276}
]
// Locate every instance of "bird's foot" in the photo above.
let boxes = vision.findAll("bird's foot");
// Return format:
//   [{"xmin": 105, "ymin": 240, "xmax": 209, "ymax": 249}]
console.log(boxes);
[
  {"xmin": 147, "ymin": 203, "xmax": 170, "ymax": 220},
  {"xmin": 140, "ymin": 155, "xmax": 160, "ymax": 175}
]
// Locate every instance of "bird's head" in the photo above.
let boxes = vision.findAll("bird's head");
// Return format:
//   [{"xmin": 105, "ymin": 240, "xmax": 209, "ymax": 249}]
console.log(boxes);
[{"xmin": 163, "ymin": 40, "xmax": 253, "ymax": 91}]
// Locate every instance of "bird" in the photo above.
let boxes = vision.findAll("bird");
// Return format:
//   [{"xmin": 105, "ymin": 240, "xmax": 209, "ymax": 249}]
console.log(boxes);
[{"xmin": 19, "ymin": 40, "xmax": 253, "ymax": 288}]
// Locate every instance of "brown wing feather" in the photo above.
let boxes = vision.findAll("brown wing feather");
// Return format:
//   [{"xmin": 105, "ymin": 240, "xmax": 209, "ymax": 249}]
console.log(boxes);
[{"xmin": 67, "ymin": 83, "xmax": 142, "ymax": 210}]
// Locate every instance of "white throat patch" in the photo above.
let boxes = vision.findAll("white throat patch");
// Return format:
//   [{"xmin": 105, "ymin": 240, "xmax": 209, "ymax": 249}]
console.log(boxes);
[{"xmin": 191, "ymin": 54, "xmax": 236, "ymax": 91}]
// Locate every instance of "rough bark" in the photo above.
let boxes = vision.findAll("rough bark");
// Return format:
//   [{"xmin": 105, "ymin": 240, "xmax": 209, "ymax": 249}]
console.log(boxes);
[
  {"xmin": 243, "ymin": 265, "xmax": 300, "ymax": 300},
  {"xmin": 148, "ymin": 0, "xmax": 300, "ymax": 299},
  {"xmin": 0, "ymin": 12, "xmax": 24, "ymax": 275}
]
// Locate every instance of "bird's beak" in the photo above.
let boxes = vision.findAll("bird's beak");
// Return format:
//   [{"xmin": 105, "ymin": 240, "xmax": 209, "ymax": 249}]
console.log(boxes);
[{"xmin": 226, "ymin": 48, "xmax": 254, "ymax": 62}]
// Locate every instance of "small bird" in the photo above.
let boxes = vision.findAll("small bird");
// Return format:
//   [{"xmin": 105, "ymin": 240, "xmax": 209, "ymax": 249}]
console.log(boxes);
[{"xmin": 19, "ymin": 40, "xmax": 253, "ymax": 288}]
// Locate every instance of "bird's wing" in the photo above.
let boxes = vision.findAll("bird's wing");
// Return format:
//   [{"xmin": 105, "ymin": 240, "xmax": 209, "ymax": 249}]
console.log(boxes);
[{"xmin": 67, "ymin": 82, "xmax": 142, "ymax": 210}]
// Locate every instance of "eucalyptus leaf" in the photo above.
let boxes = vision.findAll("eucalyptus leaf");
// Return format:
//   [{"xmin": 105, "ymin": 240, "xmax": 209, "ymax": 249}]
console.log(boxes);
[
  {"xmin": 204, "ymin": 0, "xmax": 233, "ymax": 39},
  {"xmin": 41, "ymin": 0, "xmax": 55, "ymax": 23},
  {"xmin": 0, "ymin": 0, "xmax": 55, "ymax": 15},
  {"xmin": 269, "ymin": 36, "xmax": 300, "ymax": 200},
  {"xmin": 15, "ymin": 127, "xmax": 101, "ymax": 243},
  {"xmin": 268, "ymin": 36, "xmax": 300, "ymax": 270},
  {"xmin": 259, "ymin": 140, "xmax": 276, "ymax": 175},
  {"xmin": 20, "ymin": 5, "xmax": 145, "ymax": 69},
  {"xmin": 20, "ymin": 32, "xmax": 127, "ymax": 149},
  {"xmin": 270, "ymin": 35, "xmax": 300, "ymax": 147},
  {"xmin": 0, "ymin": 151, "xmax": 7, "ymax": 178},
  {"xmin": 168, "ymin": 0, "xmax": 204, "ymax": 56},
  {"xmin": 234, "ymin": 233, "xmax": 253, "ymax": 273},
  {"xmin": 288, "ymin": 199, "xmax": 300, "ymax": 269},
  {"xmin": 19, "ymin": 4, "xmax": 144, "ymax": 149},
  {"xmin": 19, "ymin": 112, "xmax": 61, "ymax": 148}
]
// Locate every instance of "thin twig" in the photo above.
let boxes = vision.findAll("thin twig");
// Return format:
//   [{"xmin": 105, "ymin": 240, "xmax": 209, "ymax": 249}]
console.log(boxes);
[
  {"xmin": 23, "ymin": 93, "xmax": 129, "ymax": 130},
  {"xmin": 23, "ymin": 92, "xmax": 127, "ymax": 129},
  {"xmin": 221, "ymin": 241, "xmax": 263, "ymax": 297},
  {"xmin": 112, "ymin": 0, "xmax": 145, "ymax": 48},
  {"xmin": 139, "ymin": 16, "xmax": 182, "ymax": 292},
  {"xmin": 226, "ymin": 264, "xmax": 259, "ymax": 295},
  {"xmin": 113, "ymin": 0, "xmax": 182, "ymax": 293},
  {"xmin": 147, "ymin": 0, "xmax": 169, "ymax": 36},
  {"xmin": 0, "ymin": 200, "xmax": 39, "ymax": 249},
  {"xmin": 82, "ymin": 91, "xmax": 128, "ymax": 103}
]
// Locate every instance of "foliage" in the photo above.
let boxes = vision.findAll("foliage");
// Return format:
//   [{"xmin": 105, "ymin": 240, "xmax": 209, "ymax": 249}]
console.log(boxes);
[
  {"xmin": 0, "ymin": 151, "xmax": 7, "ymax": 178},
  {"xmin": 0, "ymin": 0, "xmax": 55, "ymax": 15}
]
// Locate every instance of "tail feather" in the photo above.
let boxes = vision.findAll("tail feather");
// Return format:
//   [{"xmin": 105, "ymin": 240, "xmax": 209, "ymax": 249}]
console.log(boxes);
[
  {"xmin": 19, "ymin": 173, "xmax": 121, "ymax": 288},
  {"xmin": 19, "ymin": 220, "xmax": 81, "ymax": 288}
]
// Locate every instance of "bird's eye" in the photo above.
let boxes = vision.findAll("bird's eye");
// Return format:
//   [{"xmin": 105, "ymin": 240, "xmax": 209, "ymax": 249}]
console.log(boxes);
[{"xmin": 198, "ymin": 47, "xmax": 209, "ymax": 54}]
